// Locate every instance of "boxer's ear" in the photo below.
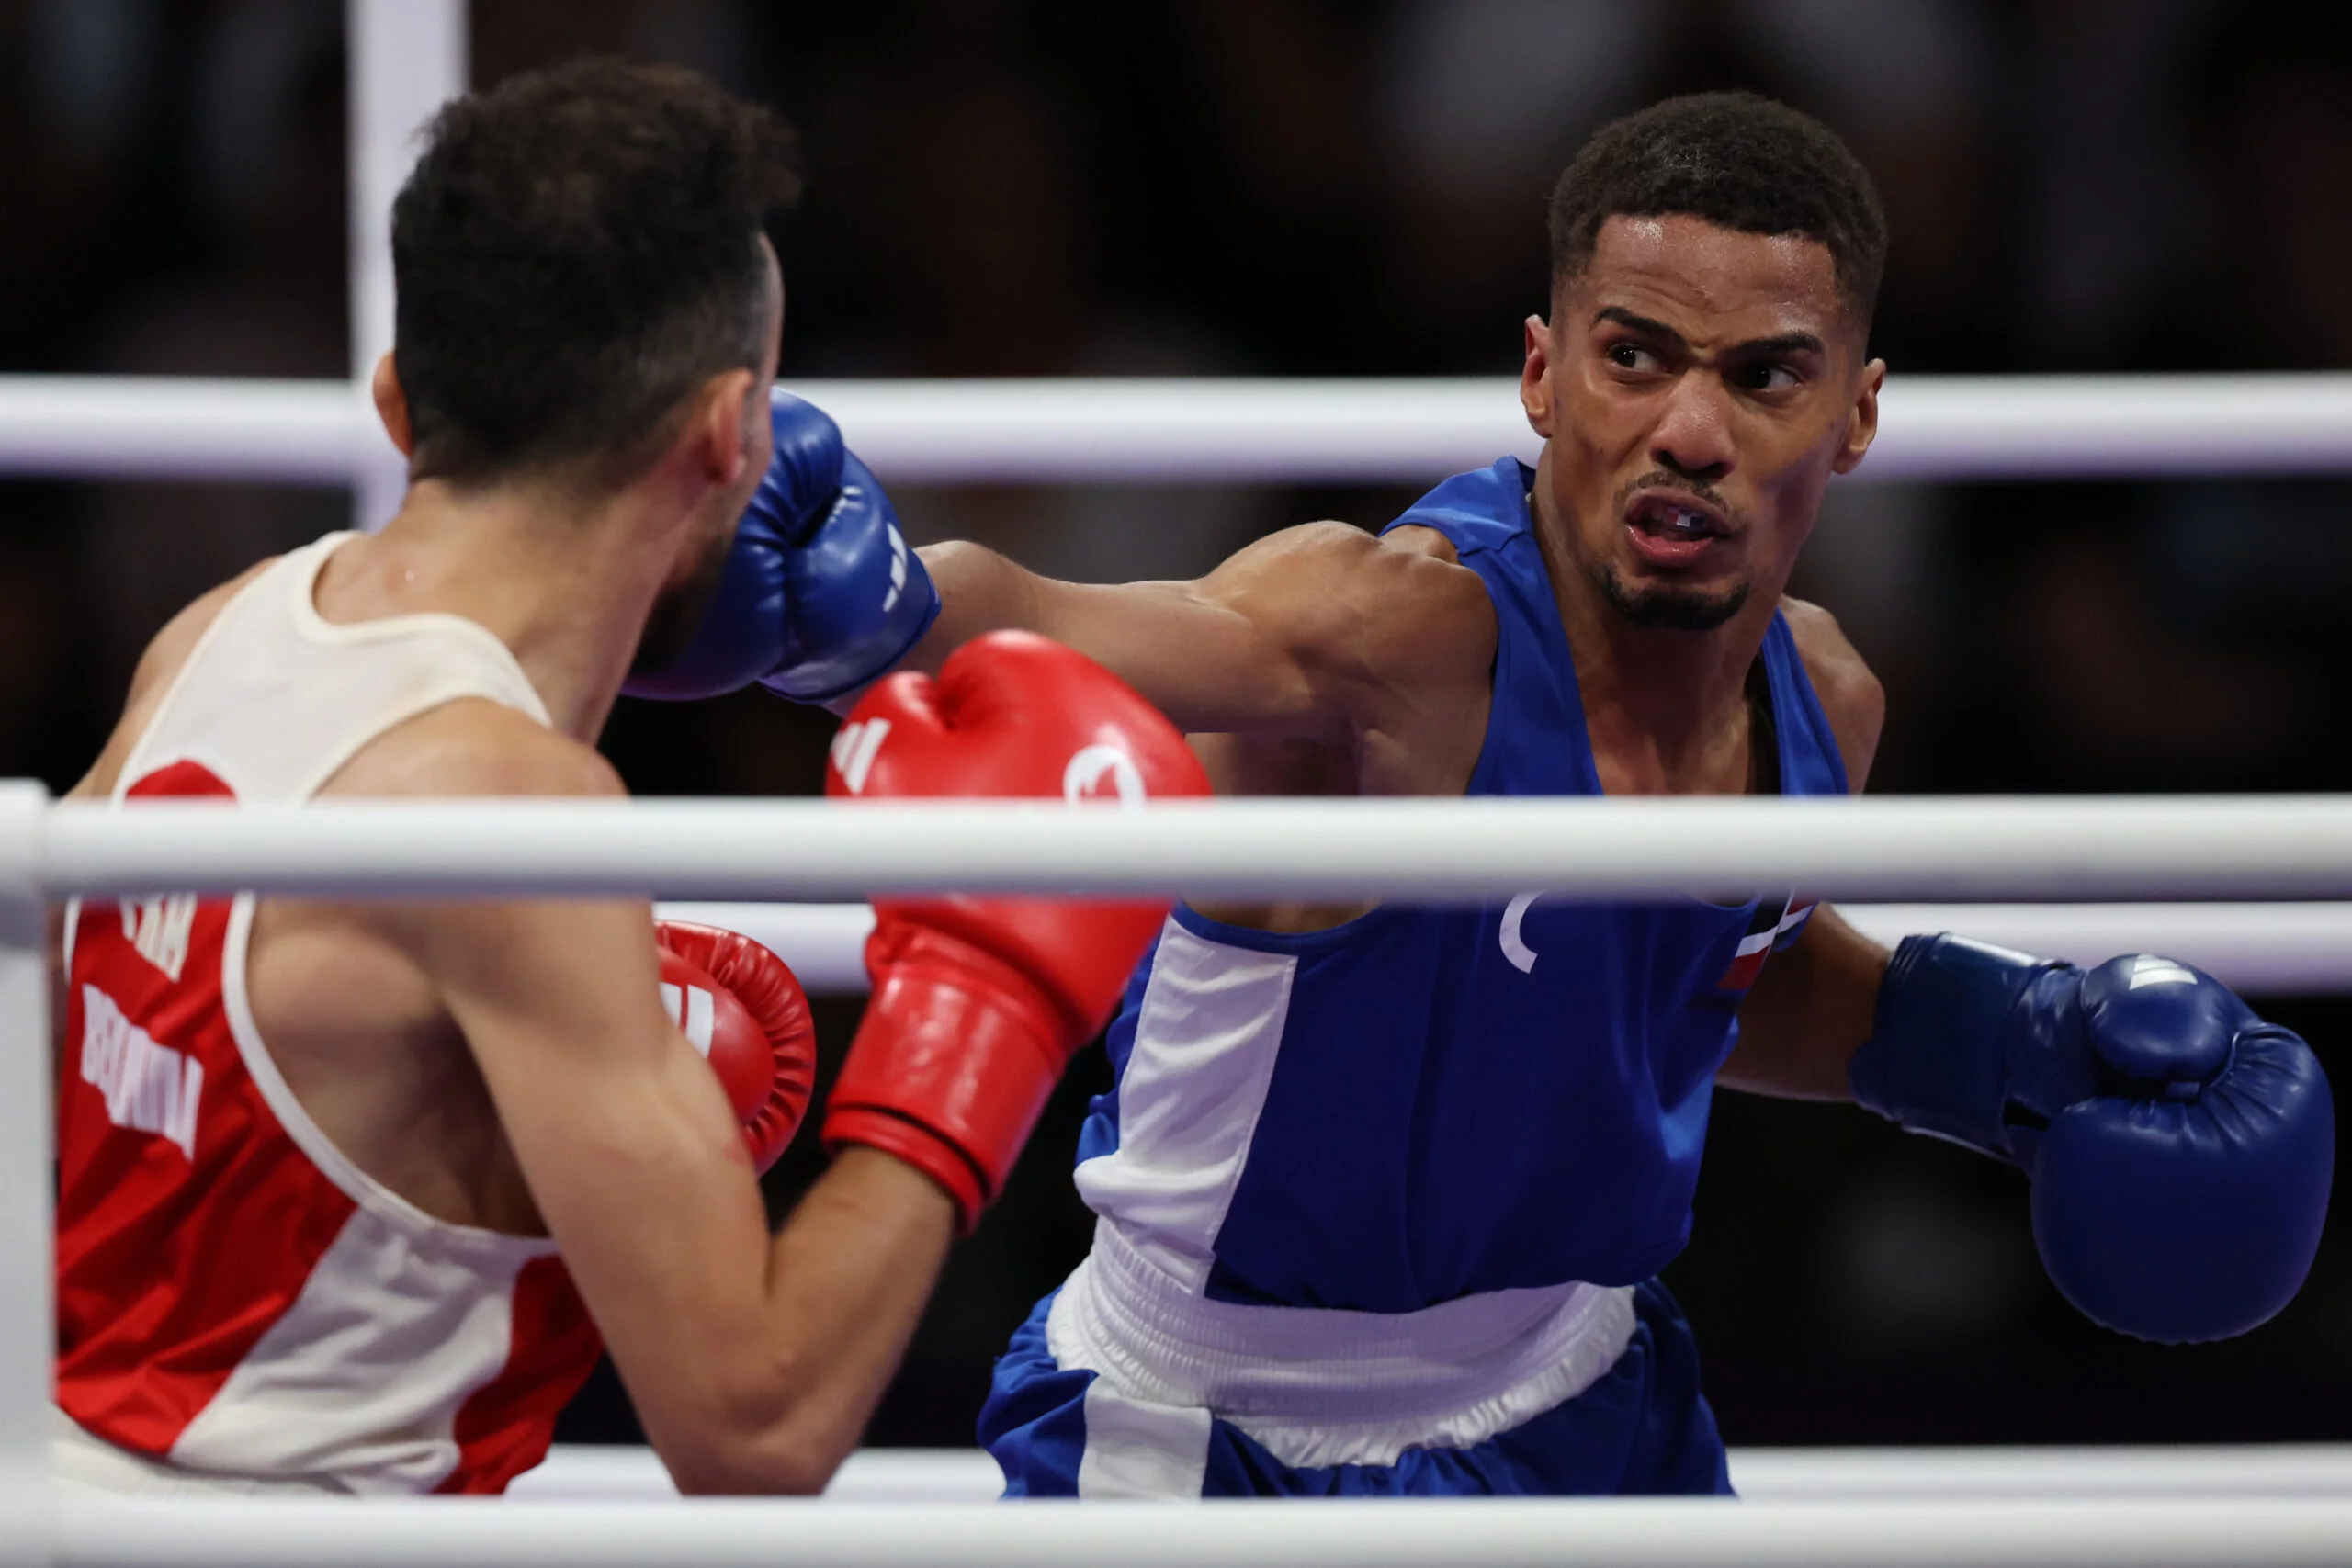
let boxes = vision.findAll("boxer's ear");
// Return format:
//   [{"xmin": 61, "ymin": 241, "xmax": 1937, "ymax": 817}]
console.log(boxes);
[
  {"xmin": 371, "ymin": 353, "xmax": 414, "ymax": 459},
  {"xmin": 1521, "ymin": 315, "xmax": 1557, "ymax": 439},
  {"xmin": 1832, "ymin": 358, "xmax": 1886, "ymax": 476},
  {"xmin": 681, "ymin": 368, "xmax": 760, "ymax": 488}
]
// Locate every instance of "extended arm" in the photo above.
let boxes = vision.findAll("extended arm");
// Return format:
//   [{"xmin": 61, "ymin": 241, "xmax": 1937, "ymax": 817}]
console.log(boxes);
[
  {"xmin": 907, "ymin": 529, "xmax": 1379, "ymax": 736},
  {"xmin": 621, "ymin": 389, "xmax": 1484, "ymax": 740}
]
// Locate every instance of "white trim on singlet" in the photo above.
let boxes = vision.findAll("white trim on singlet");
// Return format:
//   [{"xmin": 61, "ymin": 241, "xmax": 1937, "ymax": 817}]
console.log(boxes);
[
  {"xmin": 1053, "ymin": 916, "xmax": 1637, "ymax": 1482},
  {"xmin": 216, "ymin": 896, "xmax": 558, "ymax": 1260},
  {"xmin": 114, "ymin": 532, "xmax": 551, "ymax": 805},
  {"xmin": 51, "ymin": 1408, "xmax": 346, "ymax": 1498},
  {"xmin": 1049, "ymin": 1220, "xmax": 1635, "ymax": 1475},
  {"xmin": 1072, "ymin": 917, "xmax": 1298, "ymax": 1290}
]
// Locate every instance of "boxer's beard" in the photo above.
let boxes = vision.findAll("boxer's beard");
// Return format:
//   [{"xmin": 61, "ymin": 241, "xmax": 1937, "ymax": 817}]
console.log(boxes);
[
  {"xmin": 1590, "ymin": 562, "xmax": 1751, "ymax": 631},
  {"xmin": 1593, "ymin": 468, "xmax": 1750, "ymax": 631},
  {"xmin": 630, "ymin": 528, "xmax": 734, "ymax": 676}
]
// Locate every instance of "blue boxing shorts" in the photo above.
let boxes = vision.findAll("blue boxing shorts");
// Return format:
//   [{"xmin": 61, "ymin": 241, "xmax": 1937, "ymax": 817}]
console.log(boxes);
[{"xmin": 979, "ymin": 1254, "xmax": 1729, "ymax": 1498}]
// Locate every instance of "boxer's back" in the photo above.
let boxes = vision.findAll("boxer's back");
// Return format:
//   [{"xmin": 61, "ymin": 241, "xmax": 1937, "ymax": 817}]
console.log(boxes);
[{"xmin": 57, "ymin": 532, "xmax": 602, "ymax": 1494}]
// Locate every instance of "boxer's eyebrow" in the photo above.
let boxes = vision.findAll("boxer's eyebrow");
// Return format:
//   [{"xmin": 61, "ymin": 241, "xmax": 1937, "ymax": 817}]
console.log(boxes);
[
  {"xmin": 1736, "ymin": 331, "xmax": 1827, "ymax": 358},
  {"xmin": 1594, "ymin": 307, "xmax": 1680, "ymax": 344},
  {"xmin": 1593, "ymin": 308, "xmax": 1825, "ymax": 361}
]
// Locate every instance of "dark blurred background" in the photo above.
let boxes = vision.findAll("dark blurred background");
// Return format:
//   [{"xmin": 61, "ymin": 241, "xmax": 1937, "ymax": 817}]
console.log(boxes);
[{"xmin": 4, "ymin": 0, "xmax": 2349, "ymax": 1453}]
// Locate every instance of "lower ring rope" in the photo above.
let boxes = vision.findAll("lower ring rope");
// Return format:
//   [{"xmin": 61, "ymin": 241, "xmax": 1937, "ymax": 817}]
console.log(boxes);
[{"xmin": 659, "ymin": 900, "xmax": 2352, "ymax": 996}]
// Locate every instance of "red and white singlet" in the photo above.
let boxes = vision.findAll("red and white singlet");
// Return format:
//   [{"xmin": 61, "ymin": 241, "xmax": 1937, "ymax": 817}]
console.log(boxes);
[{"xmin": 56, "ymin": 533, "xmax": 601, "ymax": 1495}]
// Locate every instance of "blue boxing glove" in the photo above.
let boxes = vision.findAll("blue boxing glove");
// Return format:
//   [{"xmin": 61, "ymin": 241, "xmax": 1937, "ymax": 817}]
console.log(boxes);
[
  {"xmin": 623, "ymin": 389, "xmax": 941, "ymax": 704},
  {"xmin": 1850, "ymin": 936, "xmax": 2332, "ymax": 1343}
]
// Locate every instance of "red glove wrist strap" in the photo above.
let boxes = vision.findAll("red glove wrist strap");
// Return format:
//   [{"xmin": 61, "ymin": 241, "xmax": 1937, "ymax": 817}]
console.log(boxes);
[{"xmin": 820, "ymin": 964, "xmax": 1067, "ymax": 1235}]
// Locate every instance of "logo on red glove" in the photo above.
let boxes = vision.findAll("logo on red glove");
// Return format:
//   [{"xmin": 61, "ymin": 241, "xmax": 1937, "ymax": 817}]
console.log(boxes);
[
  {"xmin": 1061, "ymin": 743, "xmax": 1147, "ymax": 807},
  {"xmin": 831, "ymin": 718, "xmax": 892, "ymax": 795},
  {"xmin": 831, "ymin": 717, "xmax": 1156, "ymax": 809}
]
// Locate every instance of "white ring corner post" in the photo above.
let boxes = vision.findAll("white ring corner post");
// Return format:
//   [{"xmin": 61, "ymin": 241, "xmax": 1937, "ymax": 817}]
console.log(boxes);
[
  {"xmin": 0, "ymin": 783, "xmax": 51, "ymax": 1568},
  {"xmin": 348, "ymin": 0, "xmax": 469, "ymax": 531}
]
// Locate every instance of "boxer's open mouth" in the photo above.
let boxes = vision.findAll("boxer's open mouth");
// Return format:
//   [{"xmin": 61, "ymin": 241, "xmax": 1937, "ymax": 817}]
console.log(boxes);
[{"xmin": 1623, "ymin": 491, "xmax": 1732, "ymax": 568}]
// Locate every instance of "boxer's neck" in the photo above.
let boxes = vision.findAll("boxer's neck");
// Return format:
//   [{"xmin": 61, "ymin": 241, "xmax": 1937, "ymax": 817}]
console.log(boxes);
[
  {"xmin": 1533, "ymin": 501, "xmax": 1781, "ymax": 796},
  {"xmin": 323, "ymin": 476, "xmax": 693, "ymax": 741}
]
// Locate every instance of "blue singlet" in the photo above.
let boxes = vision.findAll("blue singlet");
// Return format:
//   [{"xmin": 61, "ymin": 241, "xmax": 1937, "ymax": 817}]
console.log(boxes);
[{"xmin": 980, "ymin": 457, "xmax": 1850, "ymax": 1497}]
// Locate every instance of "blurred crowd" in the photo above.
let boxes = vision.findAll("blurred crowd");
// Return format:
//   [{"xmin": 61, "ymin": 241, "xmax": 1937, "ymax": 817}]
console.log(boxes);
[{"xmin": 3, "ymin": 0, "xmax": 2348, "ymax": 1451}]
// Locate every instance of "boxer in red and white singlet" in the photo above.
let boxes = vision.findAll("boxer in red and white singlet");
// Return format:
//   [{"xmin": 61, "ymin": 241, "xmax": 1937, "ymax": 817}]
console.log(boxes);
[
  {"xmin": 50, "ymin": 61, "xmax": 1203, "ymax": 1497},
  {"xmin": 57, "ymin": 536, "xmax": 613, "ymax": 1495}
]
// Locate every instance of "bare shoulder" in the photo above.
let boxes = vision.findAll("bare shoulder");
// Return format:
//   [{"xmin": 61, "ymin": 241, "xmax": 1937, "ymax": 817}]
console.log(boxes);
[
  {"xmin": 1778, "ymin": 596, "xmax": 1884, "ymax": 791},
  {"xmin": 326, "ymin": 699, "xmax": 627, "ymax": 802},
  {"xmin": 1220, "ymin": 521, "xmax": 1495, "ymax": 686}
]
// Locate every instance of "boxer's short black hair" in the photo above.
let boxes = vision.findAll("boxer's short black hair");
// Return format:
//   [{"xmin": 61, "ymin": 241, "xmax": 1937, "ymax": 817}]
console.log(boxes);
[
  {"xmin": 391, "ymin": 58, "xmax": 804, "ymax": 485},
  {"xmin": 1548, "ymin": 92, "xmax": 1887, "ymax": 328}
]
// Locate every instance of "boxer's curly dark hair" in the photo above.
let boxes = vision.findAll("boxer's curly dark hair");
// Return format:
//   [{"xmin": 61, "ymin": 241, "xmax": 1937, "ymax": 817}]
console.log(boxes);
[
  {"xmin": 391, "ymin": 58, "xmax": 804, "ymax": 485},
  {"xmin": 1548, "ymin": 92, "xmax": 1887, "ymax": 328}
]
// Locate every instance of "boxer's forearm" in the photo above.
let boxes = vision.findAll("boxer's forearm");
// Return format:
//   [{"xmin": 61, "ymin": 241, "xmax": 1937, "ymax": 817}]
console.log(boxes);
[
  {"xmin": 903, "ymin": 533, "xmax": 1359, "ymax": 739},
  {"xmin": 1716, "ymin": 905, "xmax": 1887, "ymax": 1100},
  {"xmin": 895, "ymin": 541, "xmax": 1209, "ymax": 721},
  {"xmin": 900, "ymin": 541, "xmax": 1049, "ymax": 676},
  {"xmin": 657, "ymin": 1148, "xmax": 955, "ymax": 1495}
]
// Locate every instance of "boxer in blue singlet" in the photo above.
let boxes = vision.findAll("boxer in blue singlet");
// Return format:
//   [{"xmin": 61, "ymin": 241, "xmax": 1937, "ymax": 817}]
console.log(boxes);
[{"xmin": 634, "ymin": 91, "xmax": 2333, "ymax": 1496}]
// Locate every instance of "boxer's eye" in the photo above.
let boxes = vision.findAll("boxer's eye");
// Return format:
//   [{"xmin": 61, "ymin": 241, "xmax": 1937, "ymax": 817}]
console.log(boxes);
[
  {"xmin": 1733, "ymin": 361, "xmax": 1802, "ymax": 392},
  {"xmin": 1607, "ymin": 343, "xmax": 1662, "ymax": 373}
]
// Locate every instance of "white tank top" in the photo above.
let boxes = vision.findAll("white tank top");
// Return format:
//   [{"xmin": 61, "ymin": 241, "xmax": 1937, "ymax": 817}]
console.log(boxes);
[{"xmin": 56, "ymin": 533, "xmax": 604, "ymax": 1495}]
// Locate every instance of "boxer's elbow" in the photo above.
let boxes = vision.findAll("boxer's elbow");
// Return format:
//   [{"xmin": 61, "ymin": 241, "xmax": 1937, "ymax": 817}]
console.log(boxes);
[
  {"xmin": 665, "ymin": 1442, "xmax": 835, "ymax": 1498},
  {"xmin": 659, "ymin": 1359, "xmax": 854, "ymax": 1496}
]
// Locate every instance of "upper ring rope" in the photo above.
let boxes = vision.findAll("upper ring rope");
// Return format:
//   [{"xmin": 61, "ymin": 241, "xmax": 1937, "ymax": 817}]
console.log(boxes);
[
  {"xmin": 17, "ymin": 788, "xmax": 2352, "ymax": 903},
  {"xmin": 3, "ymin": 373, "xmax": 2350, "ymax": 486}
]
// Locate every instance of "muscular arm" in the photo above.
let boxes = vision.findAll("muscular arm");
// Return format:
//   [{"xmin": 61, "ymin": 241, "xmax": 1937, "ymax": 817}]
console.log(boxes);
[
  {"xmin": 1718, "ymin": 600, "xmax": 1891, "ymax": 1100},
  {"xmin": 380, "ymin": 723, "xmax": 952, "ymax": 1495},
  {"xmin": 908, "ymin": 525, "xmax": 1488, "ymax": 741}
]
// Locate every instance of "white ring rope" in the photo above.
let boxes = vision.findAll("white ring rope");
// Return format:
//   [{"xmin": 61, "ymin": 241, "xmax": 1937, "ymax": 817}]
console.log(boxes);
[
  {"xmin": 658, "ymin": 898, "xmax": 2352, "ymax": 994},
  {"xmin": 507, "ymin": 1443, "xmax": 2352, "ymax": 1504},
  {"xmin": 44, "ymin": 1494, "xmax": 2352, "ymax": 1568},
  {"xmin": 4, "ymin": 372, "xmax": 2351, "ymax": 485},
  {"xmin": 21, "ymin": 791, "xmax": 2352, "ymax": 903}
]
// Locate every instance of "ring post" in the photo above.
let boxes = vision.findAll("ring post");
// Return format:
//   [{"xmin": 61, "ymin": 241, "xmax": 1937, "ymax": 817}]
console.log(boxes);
[
  {"xmin": 346, "ymin": 0, "xmax": 468, "ymax": 530},
  {"xmin": 0, "ymin": 782, "xmax": 51, "ymax": 1566}
]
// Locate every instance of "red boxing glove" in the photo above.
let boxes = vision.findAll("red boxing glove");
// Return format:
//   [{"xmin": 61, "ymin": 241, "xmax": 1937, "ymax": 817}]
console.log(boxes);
[
  {"xmin": 821, "ymin": 631, "xmax": 1209, "ymax": 1231},
  {"xmin": 656, "ymin": 921, "xmax": 818, "ymax": 1174}
]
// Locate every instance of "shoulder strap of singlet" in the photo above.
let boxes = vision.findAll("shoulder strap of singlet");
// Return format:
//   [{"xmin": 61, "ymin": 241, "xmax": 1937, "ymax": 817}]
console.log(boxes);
[
  {"xmin": 120, "ymin": 533, "xmax": 555, "ymax": 805},
  {"xmin": 1757, "ymin": 611, "xmax": 1850, "ymax": 797},
  {"xmin": 1381, "ymin": 458, "xmax": 1601, "ymax": 797},
  {"xmin": 1381, "ymin": 457, "xmax": 1532, "ymax": 559}
]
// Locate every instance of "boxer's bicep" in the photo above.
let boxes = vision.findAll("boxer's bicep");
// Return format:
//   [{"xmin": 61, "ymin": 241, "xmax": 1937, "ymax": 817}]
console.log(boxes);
[
  {"xmin": 365, "ymin": 723, "xmax": 782, "ymax": 1450},
  {"xmin": 915, "ymin": 524, "xmax": 1481, "ymax": 740},
  {"xmin": 422, "ymin": 897, "xmax": 956, "ymax": 1495},
  {"xmin": 1719, "ymin": 905, "xmax": 1891, "ymax": 1100},
  {"xmin": 415, "ymin": 897, "xmax": 784, "ymax": 1420}
]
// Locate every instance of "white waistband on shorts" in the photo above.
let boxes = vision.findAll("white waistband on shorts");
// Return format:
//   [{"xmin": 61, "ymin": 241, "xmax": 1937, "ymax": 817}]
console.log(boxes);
[
  {"xmin": 1046, "ymin": 1220, "xmax": 1637, "ymax": 1471},
  {"xmin": 51, "ymin": 1408, "xmax": 349, "ymax": 1499}
]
